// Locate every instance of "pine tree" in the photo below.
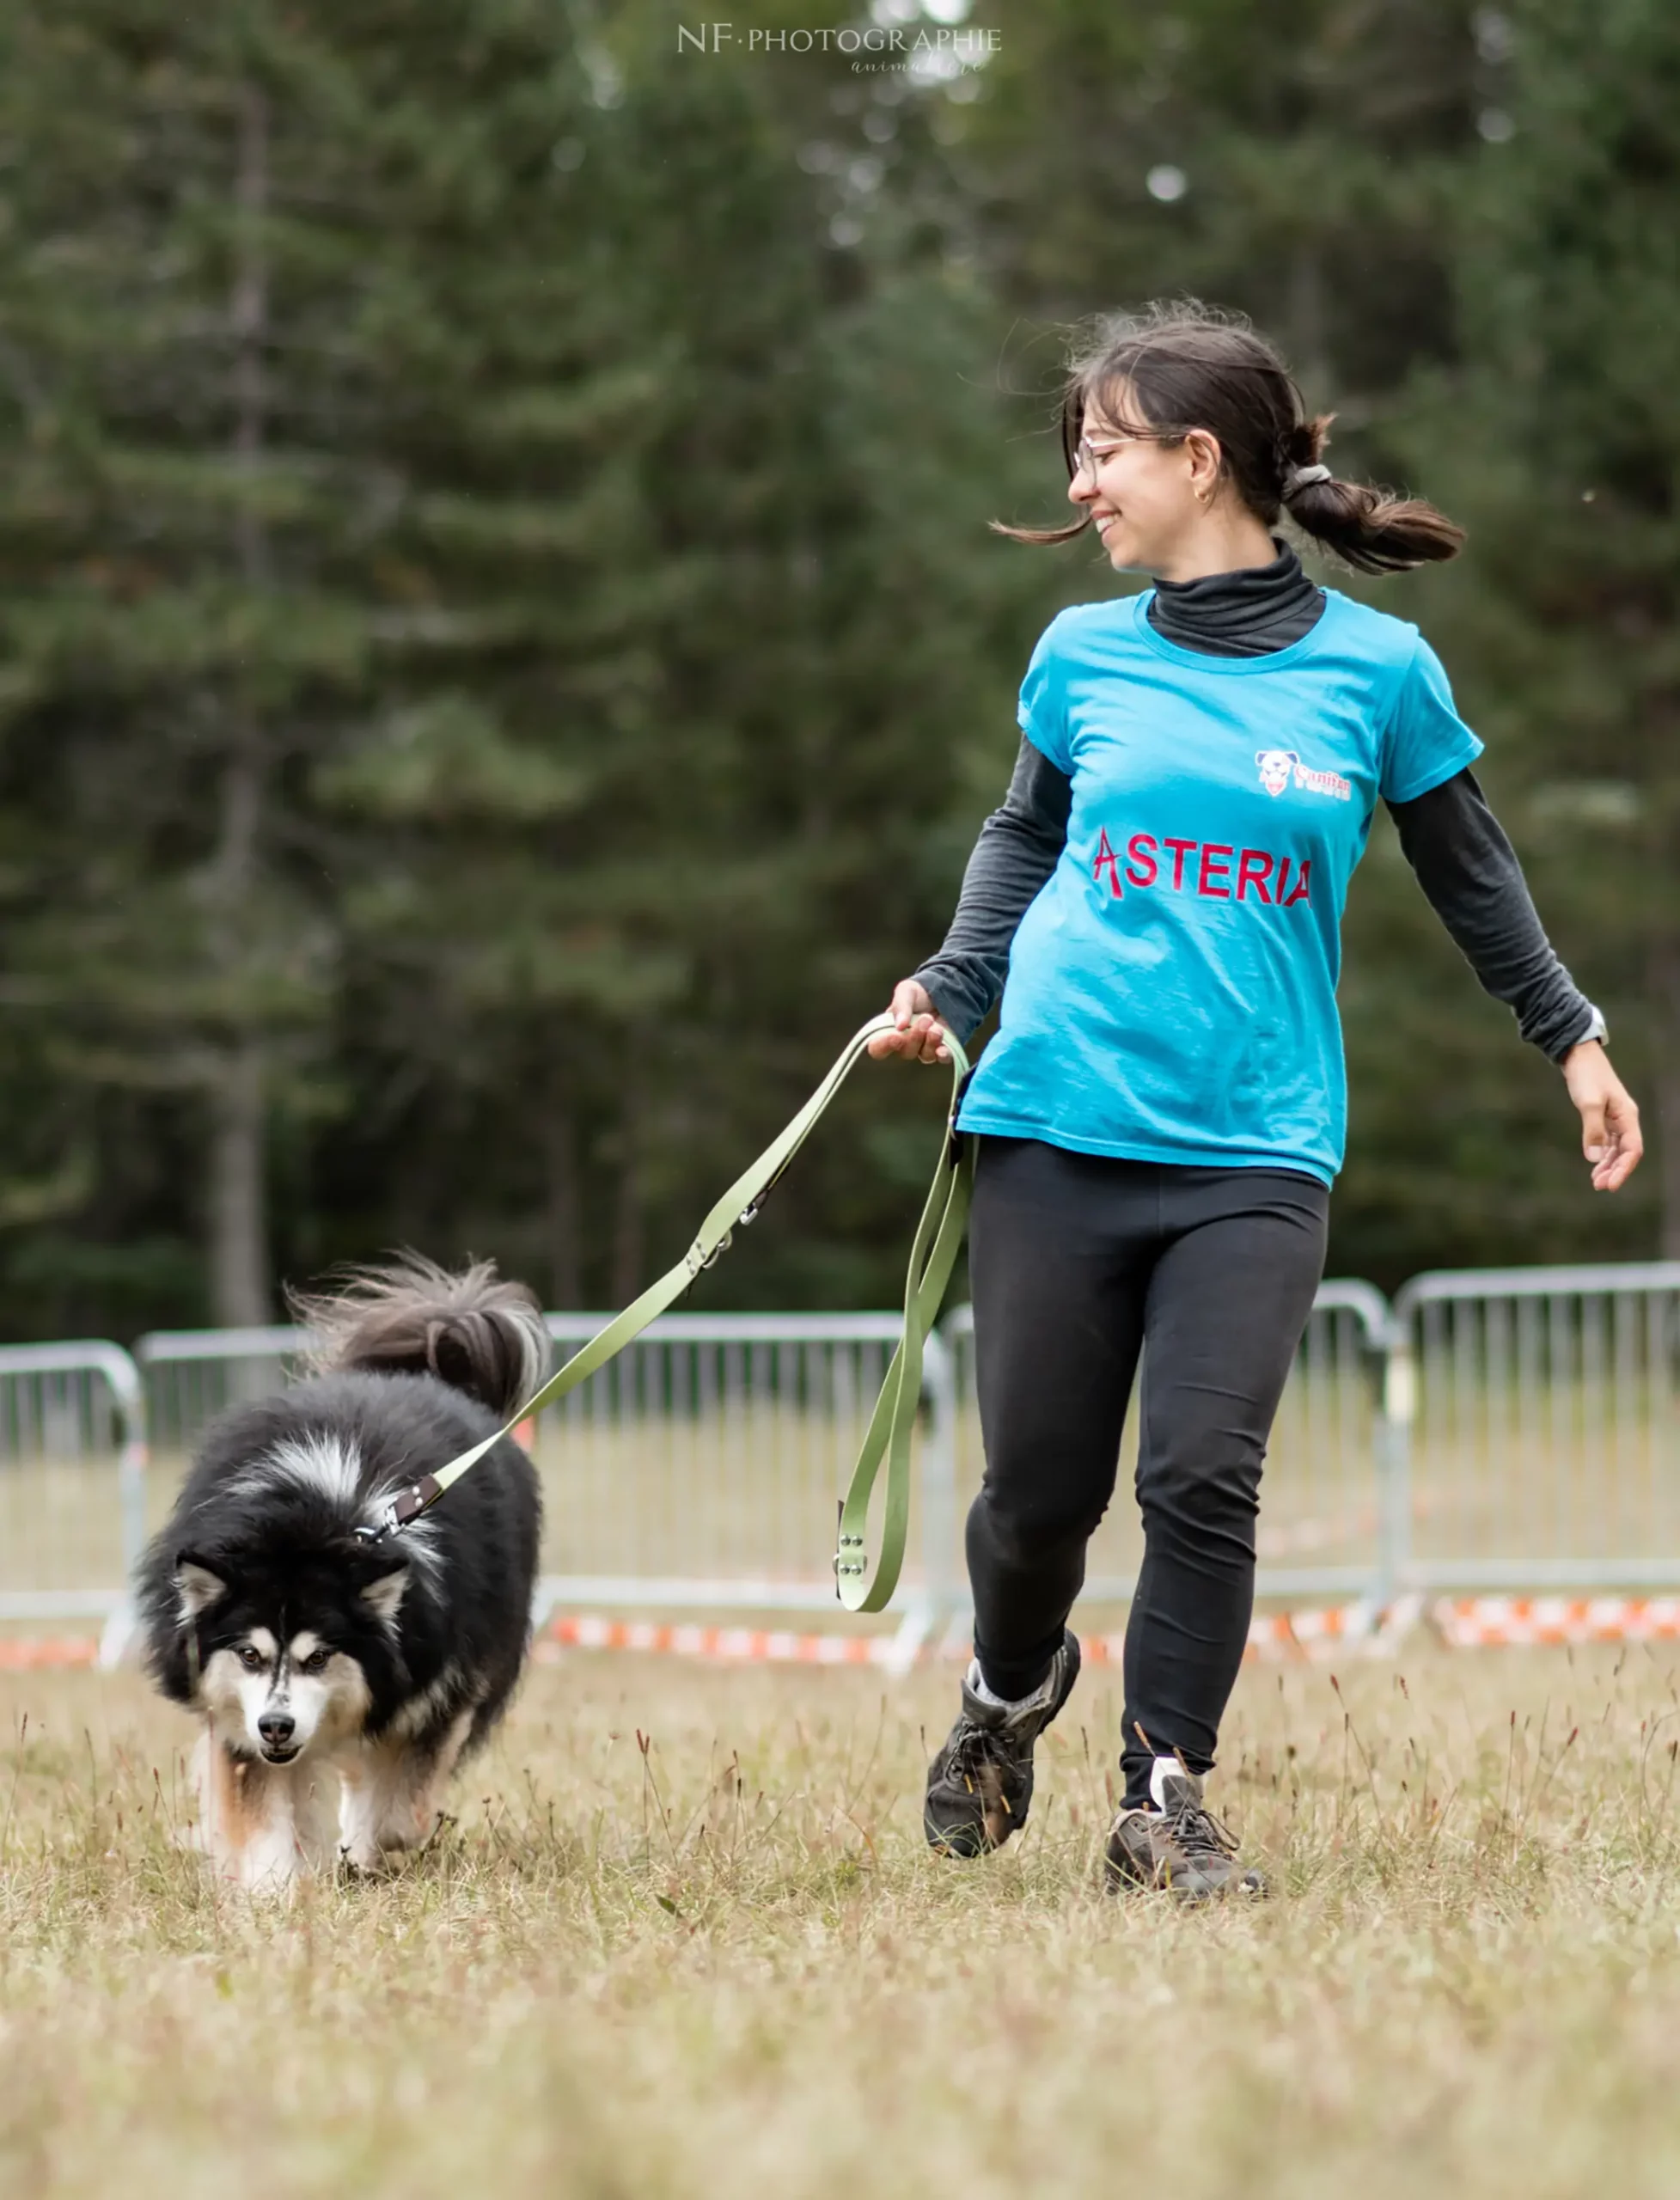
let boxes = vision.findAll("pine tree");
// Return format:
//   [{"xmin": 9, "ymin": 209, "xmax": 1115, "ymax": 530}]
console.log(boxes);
[
  {"xmin": 1340, "ymin": 0, "xmax": 1675, "ymax": 1265},
  {"xmin": 0, "ymin": 0, "xmax": 1050, "ymax": 1324},
  {"xmin": 0, "ymin": 4, "xmax": 350, "ymax": 1323},
  {"xmin": 1448, "ymin": 0, "xmax": 1678, "ymax": 1251},
  {"xmin": 0, "ymin": 1, "xmax": 666, "ymax": 1322}
]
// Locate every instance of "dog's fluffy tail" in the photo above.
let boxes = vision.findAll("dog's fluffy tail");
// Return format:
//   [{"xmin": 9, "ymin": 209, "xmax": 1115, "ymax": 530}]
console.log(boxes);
[{"xmin": 289, "ymin": 1256, "xmax": 549, "ymax": 1419}]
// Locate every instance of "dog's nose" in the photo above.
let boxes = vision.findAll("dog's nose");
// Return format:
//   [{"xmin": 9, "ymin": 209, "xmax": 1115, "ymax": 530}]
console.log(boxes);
[{"xmin": 258, "ymin": 1712, "xmax": 296, "ymax": 1748}]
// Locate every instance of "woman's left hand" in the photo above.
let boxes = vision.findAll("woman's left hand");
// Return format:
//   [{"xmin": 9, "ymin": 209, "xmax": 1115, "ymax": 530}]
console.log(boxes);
[{"xmin": 1561, "ymin": 1040, "xmax": 1642, "ymax": 1192}]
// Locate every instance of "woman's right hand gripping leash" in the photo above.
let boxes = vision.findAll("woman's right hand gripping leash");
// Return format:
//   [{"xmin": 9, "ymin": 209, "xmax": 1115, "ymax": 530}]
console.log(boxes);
[{"xmin": 867, "ymin": 979, "xmax": 952, "ymax": 1066}]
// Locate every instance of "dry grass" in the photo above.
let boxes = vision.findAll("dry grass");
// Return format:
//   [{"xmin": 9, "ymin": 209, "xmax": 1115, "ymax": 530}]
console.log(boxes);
[{"xmin": 4, "ymin": 1641, "xmax": 1680, "ymax": 2198}]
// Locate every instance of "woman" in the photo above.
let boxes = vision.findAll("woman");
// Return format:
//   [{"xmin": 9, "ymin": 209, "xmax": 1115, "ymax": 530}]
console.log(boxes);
[{"xmin": 869, "ymin": 301, "xmax": 1642, "ymax": 1902}]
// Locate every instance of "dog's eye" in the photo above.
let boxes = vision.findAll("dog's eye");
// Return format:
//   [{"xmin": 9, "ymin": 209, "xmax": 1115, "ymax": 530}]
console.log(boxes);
[
  {"xmin": 236, "ymin": 1645, "xmax": 266, "ymax": 1672},
  {"xmin": 298, "ymin": 1647, "xmax": 333, "ymax": 1676}
]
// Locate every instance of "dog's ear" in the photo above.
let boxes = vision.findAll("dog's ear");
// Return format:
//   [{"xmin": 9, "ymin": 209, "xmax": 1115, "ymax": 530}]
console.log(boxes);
[
  {"xmin": 174, "ymin": 1551, "xmax": 227, "ymax": 1622},
  {"xmin": 360, "ymin": 1561, "xmax": 409, "ymax": 1630}
]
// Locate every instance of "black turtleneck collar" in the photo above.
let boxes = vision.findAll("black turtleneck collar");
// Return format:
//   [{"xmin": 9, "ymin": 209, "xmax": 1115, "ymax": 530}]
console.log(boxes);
[{"xmin": 1145, "ymin": 535, "xmax": 1326, "ymax": 658}]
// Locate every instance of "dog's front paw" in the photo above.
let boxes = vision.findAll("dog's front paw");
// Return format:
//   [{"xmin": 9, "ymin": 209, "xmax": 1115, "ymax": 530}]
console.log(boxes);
[
  {"xmin": 214, "ymin": 1848, "xmax": 306, "ymax": 1900},
  {"xmin": 337, "ymin": 1836, "xmax": 387, "ymax": 1878}
]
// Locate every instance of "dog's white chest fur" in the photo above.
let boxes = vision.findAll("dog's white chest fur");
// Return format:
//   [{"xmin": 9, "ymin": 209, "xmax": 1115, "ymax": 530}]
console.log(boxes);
[{"xmin": 190, "ymin": 1714, "xmax": 476, "ymax": 1891}]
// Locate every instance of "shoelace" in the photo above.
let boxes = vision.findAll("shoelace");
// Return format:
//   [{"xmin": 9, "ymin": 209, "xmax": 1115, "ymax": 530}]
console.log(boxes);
[
  {"xmin": 1162, "ymin": 1789, "xmax": 1241, "ymax": 1866},
  {"xmin": 944, "ymin": 1679, "xmax": 1053, "ymax": 1790},
  {"xmin": 944, "ymin": 1714, "xmax": 1011, "ymax": 1786}
]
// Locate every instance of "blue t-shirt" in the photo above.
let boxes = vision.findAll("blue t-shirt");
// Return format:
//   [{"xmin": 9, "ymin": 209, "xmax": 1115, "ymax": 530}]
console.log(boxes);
[{"xmin": 956, "ymin": 586, "xmax": 1485, "ymax": 1185}]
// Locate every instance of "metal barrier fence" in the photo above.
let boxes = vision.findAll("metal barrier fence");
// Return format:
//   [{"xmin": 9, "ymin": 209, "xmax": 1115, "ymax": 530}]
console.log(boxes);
[
  {"xmin": 0, "ymin": 1341, "xmax": 144, "ymax": 1620},
  {"xmin": 8, "ymin": 1262, "xmax": 1680, "ymax": 1631},
  {"xmin": 530, "ymin": 1315, "xmax": 956, "ymax": 1636},
  {"xmin": 135, "ymin": 1314, "xmax": 960, "ymax": 1652},
  {"xmin": 137, "ymin": 1323, "xmax": 313, "ymax": 1463},
  {"xmin": 1391, "ymin": 1262, "xmax": 1680, "ymax": 1591}
]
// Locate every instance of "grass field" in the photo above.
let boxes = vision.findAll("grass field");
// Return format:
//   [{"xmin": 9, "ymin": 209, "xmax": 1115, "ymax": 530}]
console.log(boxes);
[{"xmin": 5, "ymin": 1642, "xmax": 1680, "ymax": 2198}]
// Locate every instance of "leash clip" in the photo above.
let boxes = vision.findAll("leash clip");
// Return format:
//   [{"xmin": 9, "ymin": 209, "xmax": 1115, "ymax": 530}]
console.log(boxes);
[
  {"xmin": 685, "ymin": 1189, "xmax": 776, "ymax": 1280},
  {"xmin": 354, "ymin": 1476, "xmax": 443, "ymax": 1545}
]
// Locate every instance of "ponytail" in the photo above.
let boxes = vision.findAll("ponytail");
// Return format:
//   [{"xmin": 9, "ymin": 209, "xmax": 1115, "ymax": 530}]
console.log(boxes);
[{"xmin": 1277, "ymin": 412, "xmax": 1464, "ymax": 575}]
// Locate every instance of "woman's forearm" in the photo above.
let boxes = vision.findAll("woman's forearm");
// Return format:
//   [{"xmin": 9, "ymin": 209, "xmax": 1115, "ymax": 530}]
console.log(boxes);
[
  {"xmin": 911, "ymin": 737, "xmax": 1072, "ymax": 1045},
  {"xmin": 1387, "ymin": 767, "xmax": 1602, "ymax": 1061}
]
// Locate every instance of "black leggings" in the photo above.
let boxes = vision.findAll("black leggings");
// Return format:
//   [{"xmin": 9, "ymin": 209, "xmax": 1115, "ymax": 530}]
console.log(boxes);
[{"xmin": 965, "ymin": 1135, "xmax": 1329, "ymax": 1810}]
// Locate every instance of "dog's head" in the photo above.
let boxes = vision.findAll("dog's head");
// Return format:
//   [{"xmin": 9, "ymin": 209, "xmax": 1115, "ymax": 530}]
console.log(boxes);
[{"xmin": 171, "ymin": 1542, "xmax": 412, "ymax": 1764}]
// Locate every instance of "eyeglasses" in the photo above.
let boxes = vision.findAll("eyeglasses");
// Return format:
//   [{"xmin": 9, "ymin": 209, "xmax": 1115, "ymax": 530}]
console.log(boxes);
[{"xmin": 1072, "ymin": 434, "xmax": 1129, "ymax": 482}]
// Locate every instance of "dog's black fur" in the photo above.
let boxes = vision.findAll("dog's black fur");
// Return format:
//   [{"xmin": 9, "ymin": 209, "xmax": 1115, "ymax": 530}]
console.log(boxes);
[
  {"xmin": 140, "ymin": 1374, "xmax": 541, "ymax": 1744},
  {"xmin": 136, "ymin": 1257, "xmax": 544, "ymax": 1888}
]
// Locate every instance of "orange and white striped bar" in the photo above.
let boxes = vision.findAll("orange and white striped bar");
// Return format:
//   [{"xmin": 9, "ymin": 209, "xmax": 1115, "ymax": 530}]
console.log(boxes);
[
  {"xmin": 1246, "ymin": 1596, "xmax": 1421, "ymax": 1661},
  {"xmin": 0, "ymin": 1636, "xmax": 98, "ymax": 1671},
  {"xmin": 1078, "ymin": 1598, "xmax": 1420, "ymax": 1667},
  {"xmin": 533, "ymin": 1602, "xmax": 1420, "ymax": 1668},
  {"xmin": 12, "ymin": 1593, "xmax": 1680, "ymax": 1676},
  {"xmin": 1431, "ymin": 1594, "xmax": 1680, "ymax": 1648},
  {"xmin": 535, "ymin": 1613, "xmax": 902, "ymax": 1665}
]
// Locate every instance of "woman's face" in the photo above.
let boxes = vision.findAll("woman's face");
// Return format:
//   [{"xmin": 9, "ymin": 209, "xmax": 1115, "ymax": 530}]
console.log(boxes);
[{"xmin": 1066, "ymin": 384, "xmax": 1219, "ymax": 575}]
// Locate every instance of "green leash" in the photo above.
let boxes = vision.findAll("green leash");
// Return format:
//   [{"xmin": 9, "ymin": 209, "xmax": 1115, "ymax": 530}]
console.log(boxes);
[{"xmin": 362, "ymin": 1011, "xmax": 974, "ymax": 1616}]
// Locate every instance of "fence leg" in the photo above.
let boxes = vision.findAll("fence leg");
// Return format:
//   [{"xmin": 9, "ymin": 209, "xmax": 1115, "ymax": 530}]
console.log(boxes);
[
  {"xmin": 919, "ymin": 1331, "xmax": 959, "ymax": 1642},
  {"xmin": 97, "ymin": 1603, "xmax": 141, "ymax": 1670},
  {"xmin": 106, "ymin": 1353, "xmax": 149, "ymax": 1665},
  {"xmin": 119, "ymin": 1437, "xmax": 148, "ymax": 1579},
  {"xmin": 528, "ymin": 1577, "xmax": 560, "ymax": 1637},
  {"xmin": 1376, "ymin": 1322, "xmax": 1415, "ymax": 1610},
  {"xmin": 885, "ymin": 1605, "xmax": 932, "ymax": 1677}
]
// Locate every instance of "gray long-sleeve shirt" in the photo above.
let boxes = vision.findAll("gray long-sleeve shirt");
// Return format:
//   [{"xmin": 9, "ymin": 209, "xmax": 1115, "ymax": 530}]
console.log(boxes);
[{"xmin": 913, "ymin": 539, "xmax": 1600, "ymax": 1062}]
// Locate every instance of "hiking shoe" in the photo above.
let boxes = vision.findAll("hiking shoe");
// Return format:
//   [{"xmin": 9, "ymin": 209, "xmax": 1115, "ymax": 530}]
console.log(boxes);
[
  {"xmin": 1104, "ymin": 1762, "xmax": 1267, "ymax": 1903},
  {"xmin": 924, "ymin": 1630, "xmax": 1082, "ymax": 1857}
]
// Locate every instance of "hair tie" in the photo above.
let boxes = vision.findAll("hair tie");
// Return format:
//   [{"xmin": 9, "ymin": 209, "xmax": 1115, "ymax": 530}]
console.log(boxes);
[{"xmin": 1282, "ymin": 462, "xmax": 1332, "ymax": 498}]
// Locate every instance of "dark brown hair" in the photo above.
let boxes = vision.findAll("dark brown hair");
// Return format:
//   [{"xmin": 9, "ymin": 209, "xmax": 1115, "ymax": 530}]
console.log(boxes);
[{"xmin": 996, "ymin": 299, "xmax": 1464, "ymax": 575}]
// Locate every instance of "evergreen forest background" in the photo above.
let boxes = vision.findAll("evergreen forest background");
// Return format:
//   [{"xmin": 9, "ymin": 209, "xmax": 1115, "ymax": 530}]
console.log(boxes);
[{"xmin": 0, "ymin": 0, "xmax": 1673, "ymax": 1339}]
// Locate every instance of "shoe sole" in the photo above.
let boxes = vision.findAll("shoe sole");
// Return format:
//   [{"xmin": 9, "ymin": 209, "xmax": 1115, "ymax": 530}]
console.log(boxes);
[
  {"xmin": 1104, "ymin": 1868, "xmax": 1255, "ymax": 1905},
  {"xmin": 1103, "ymin": 1842, "xmax": 1268, "ymax": 1904}
]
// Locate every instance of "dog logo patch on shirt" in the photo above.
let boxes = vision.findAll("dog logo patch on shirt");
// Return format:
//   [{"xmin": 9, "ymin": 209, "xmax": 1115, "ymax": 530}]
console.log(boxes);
[{"xmin": 1255, "ymin": 749, "xmax": 1352, "ymax": 802}]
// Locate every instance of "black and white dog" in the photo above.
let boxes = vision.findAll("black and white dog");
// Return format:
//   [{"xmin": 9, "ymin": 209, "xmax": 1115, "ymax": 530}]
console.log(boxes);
[{"xmin": 137, "ymin": 1257, "xmax": 545, "ymax": 1891}]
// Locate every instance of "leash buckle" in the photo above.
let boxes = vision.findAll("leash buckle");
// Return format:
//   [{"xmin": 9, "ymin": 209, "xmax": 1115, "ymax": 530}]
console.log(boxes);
[
  {"xmin": 686, "ymin": 1228, "xmax": 732, "ymax": 1281},
  {"xmin": 834, "ymin": 1501, "xmax": 867, "ymax": 1596}
]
